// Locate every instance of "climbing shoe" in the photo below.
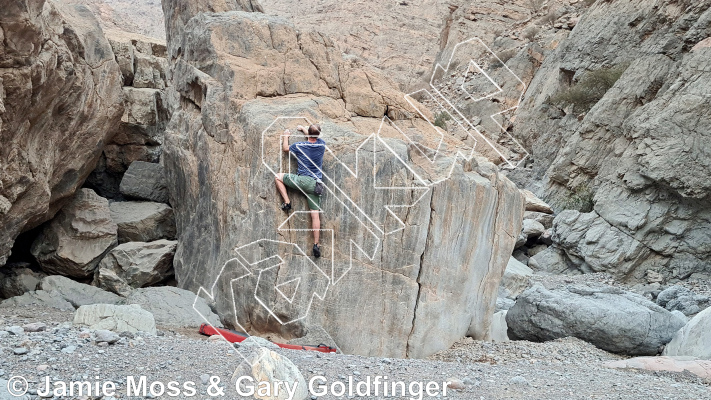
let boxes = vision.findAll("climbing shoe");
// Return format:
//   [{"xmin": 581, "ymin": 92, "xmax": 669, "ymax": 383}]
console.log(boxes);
[
  {"xmin": 280, "ymin": 202, "xmax": 292, "ymax": 212},
  {"xmin": 313, "ymin": 244, "xmax": 321, "ymax": 258}
]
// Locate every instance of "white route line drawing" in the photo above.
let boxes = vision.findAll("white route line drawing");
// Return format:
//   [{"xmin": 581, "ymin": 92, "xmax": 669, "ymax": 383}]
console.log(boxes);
[{"xmin": 191, "ymin": 37, "xmax": 530, "ymax": 364}]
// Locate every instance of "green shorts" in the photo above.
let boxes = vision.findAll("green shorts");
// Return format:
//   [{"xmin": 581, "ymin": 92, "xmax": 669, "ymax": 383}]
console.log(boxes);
[{"xmin": 283, "ymin": 174, "xmax": 321, "ymax": 210}]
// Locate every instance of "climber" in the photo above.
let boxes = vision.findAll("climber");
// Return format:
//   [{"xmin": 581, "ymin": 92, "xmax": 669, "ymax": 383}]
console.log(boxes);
[{"xmin": 274, "ymin": 124, "xmax": 326, "ymax": 258}]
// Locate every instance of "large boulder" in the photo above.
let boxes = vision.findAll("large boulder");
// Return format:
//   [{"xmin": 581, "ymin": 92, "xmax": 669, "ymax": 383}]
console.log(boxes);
[
  {"xmin": 125, "ymin": 286, "xmax": 222, "ymax": 328},
  {"xmin": 74, "ymin": 303, "xmax": 156, "ymax": 334},
  {"xmin": 656, "ymin": 285, "xmax": 710, "ymax": 317},
  {"xmin": 0, "ymin": 0, "xmax": 124, "ymax": 266},
  {"xmin": 0, "ymin": 290, "xmax": 74, "ymax": 311},
  {"xmin": 663, "ymin": 306, "xmax": 711, "ymax": 359},
  {"xmin": 39, "ymin": 275, "xmax": 124, "ymax": 307},
  {"xmin": 109, "ymin": 201, "xmax": 176, "ymax": 243},
  {"xmin": 160, "ymin": 1, "xmax": 524, "ymax": 358},
  {"xmin": 500, "ymin": 257, "xmax": 533, "ymax": 298},
  {"xmin": 0, "ymin": 266, "xmax": 45, "ymax": 299},
  {"xmin": 506, "ymin": 284, "xmax": 686, "ymax": 355},
  {"xmin": 513, "ymin": 0, "xmax": 711, "ymax": 282},
  {"xmin": 119, "ymin": 161, "xmax": 170, "ymax": 203},
  {"xmin": 94, "ymin": 240, "xmax": 177, "ymax": 296},
  {"xmin": 231, "ymin": 347, "xmax": 308, "ymax": 400},
  {"xmin": 30, "ymin": 189, "xmax": 118, "ymax": 278}
]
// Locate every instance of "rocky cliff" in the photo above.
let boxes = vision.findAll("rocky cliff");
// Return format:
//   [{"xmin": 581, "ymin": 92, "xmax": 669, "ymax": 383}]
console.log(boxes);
[
  {"xmin": 0, "ymin": 0, "xmax": 124, "ymax": 266},
  {"xmin": 161, "ymin": 0, "xmax": 523, "ymax": 358},
  {"xmin": 513, "ymin": 0, "xmax": 711, "ymax": 282}
]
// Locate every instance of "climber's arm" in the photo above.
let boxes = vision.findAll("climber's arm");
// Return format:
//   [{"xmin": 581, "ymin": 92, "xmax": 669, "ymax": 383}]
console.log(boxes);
[{"xmin": 282, "ymin": 129, "xmax": 290, "ymax": 152}]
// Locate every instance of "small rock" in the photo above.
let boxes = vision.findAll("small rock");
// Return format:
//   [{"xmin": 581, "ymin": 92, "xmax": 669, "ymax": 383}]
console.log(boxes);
[
  {"xmin": 22, "ymin": 322, "xmax": 47, "ymax": 332},
  {"xmin": 95, "ymin": 330, "xmax": 120, "ymax": 344},
  {"xmin": 13, "ymin": 348, "xmax": 29, "ymax": 355},
  {"xmin": 509, "ymin": 376, "xmax": 530, "ymax": 385},
  {"xmin": 37, "ymin": 365, "xmax": 49, "ymax": 371},
  {"xmin": 200, "ymin": 374, "xmax": 210, "ymax": 385},
  {"xmin": 446, "ymin": 378, "xmax": 465, "ymax": 390},
  {"xmin": 61, "ymin": 345, "xmax": 76, "ymax": 354},
  {"xmin": 522, "ymin": 219, "xmax": 545, "ymax": 238},
  {"xmin": 7, "ymin": 326, "xmax": 25, "ymax": 335}
]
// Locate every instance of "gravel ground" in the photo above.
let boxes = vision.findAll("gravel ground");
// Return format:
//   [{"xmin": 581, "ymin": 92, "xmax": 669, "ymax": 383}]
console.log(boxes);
[{"xmin": 1, "ymin": 305, "xmax": 709, "ymax": 400}]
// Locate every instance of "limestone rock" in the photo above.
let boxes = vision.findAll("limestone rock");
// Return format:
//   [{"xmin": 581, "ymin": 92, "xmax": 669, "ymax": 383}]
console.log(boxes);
[
  {"xmin": 95, "ymin": 329, "xmax": 120, "ymax": 344},
  {"xmin": 231, "ymin": 347, "xmax": 308, "ymax": 400},
  {"xmin": 134, "ymin": 51, "xmax": 169, "ymax": 90},
  {"xmin": 521, "ymin": 190, "xmax": 553, "ymax": 214},
  {"xmin": 0, "ymin": 0, "xmax": 124, "ymax": 266},
  {"xmin": 86, "ymin": 31, "xmax": 170, "ymax": 200},
  {"xmin": 40, "ymin": 275, "xmax": 124, "ymax": 308},
  {"xmin": 125, "ymin": 287, "xmax": 223, "ymax": 328},
  {"xmin": 500, "ymin": 257, "xmax": 533, "ymax": 298},
  {"xmin": 507, "ymin": 284, "xmax": 686, "ymax": 355},
  {"xmin": 549, "ymin": 210, "xmax": 669, "ymax": 281},
  {"xmin": 161, "ymin": 1, "xmax": 523, "ymax": 359},
  {"xmin": 490, "ymin": 310, "xmax": 509, "ymax": 342},
  {"xmin": 656, "ymin": 286, "xmax": 709, "ymax": 317},
  {"xmin": 513, "ymin": 0, "xmax": 711, "ymax": 281},
  {"xmin": 521, "ymin": 219, "xmax": 545, "ymax": 238},
  {"xmin": 119, "ymin": 162, "xmax": 170, "ymax": 203},
  {"xmin": 523, "ymin": 211, "xmax": 555, "ymax": 229},
  {"xmin": 0, "ymin": 267, "xmax": 45, "ymax": 299},
  {"xmin": 74, "ymin": 303, "xmax": 156, "ymax": 334},
  {"xmin": 94, "ymin": 240, "xmax": 176, "ymax": 296},
  {"xmin": 0, "ymin": 290, "xmax": 74, "ymax": 311},
  {"xmin": 109, "ymin": 201, "xmax": 176, "ymax": 243},
  {"xmin": 31, "ymin": 189, "xmax": 118, "ymax": 278},
  {"xmin": 663, "ymin": 307, "xmax": 711, "ymax": 359},
  {"xmin": 604, "ymin": 356, "xmax": 711, "ymax": 380}
]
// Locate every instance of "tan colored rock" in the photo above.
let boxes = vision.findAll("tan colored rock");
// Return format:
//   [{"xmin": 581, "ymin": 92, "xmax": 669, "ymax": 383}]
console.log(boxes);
[
  {"xmin": 162, "ymin": 2, "xmax": 524, "ymax": 359},
  {"xmin": 31, "ymin": 189, "xmax": 118, "ymax": 278},
  {"xmin": 231, "ymin": 347, "xmax": 308, "ymax": 400},
  {"xmin": 109, "ymin": 201, "xmax": 176, "ymax": 243},
  {"xmin": 74, "ymin": 303, "xmax": 157, "ymax": 334},
  {"xmin": 521, "ymin": 189, "xmax": 553, "ymax": 214},
  {"xmin": 692, "ymin": 37, "xmax": 711, "ymax": 52},
  {"xmin": 604, "ymin": 356, "xmax": 711, "ymax": 380},
  {"xmin": 94, "ymin": 240, "xmax": 177, "ymax": 296},
  {"xmin": 0, "ymin": 0, "xmax": 124, "ymax": 266}
]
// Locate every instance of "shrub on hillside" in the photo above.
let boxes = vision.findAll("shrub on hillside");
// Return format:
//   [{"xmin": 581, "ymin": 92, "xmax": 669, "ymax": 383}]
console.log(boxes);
[{"xmin": 548, "ymin": 63, "xmax": 629, "ymax": 114}]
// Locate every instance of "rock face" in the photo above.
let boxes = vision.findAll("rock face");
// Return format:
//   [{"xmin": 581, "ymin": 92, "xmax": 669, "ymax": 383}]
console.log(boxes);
[
  {"xmin": 663, "ymin": 307, "xmax": 711, "ymax": 359},
  {"xmin": 513, "ymin": 0, "xmax": 711, "ymax": 282},
  {"xmin": 30, "ymin": 189, "xmax": 118, "ymax": 278},
  {"xmin": 119, "ymin": 161, "xmax": 170, "ymax": 203},
  {"xmin": 0, "ymin": 0, "xmax": 124, "ymax": 266},
  {"xmin": 74, "ymin": 303, "xmax": 157, "ymax": 334},
  {"xmin": 507, "ymin": 284, "xmax": 686, "ymax": 356},
  {"xmin": 109, "ymin": 201, "xmax": 176, "ymax": 243},
  {"xmin": 125, "ymin": 286, "xmax": 223, "ymax": 328},
  {"xmin": 94, "ymin": 240, "xmax": 176, "ymax": 296},
  {"xmin": 161, "ymin": 0, "xmax": 523, "ymax": 358},
  {"xmin": 85, "ymin": 31, "xmax": 170, "ymax": 199}
]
